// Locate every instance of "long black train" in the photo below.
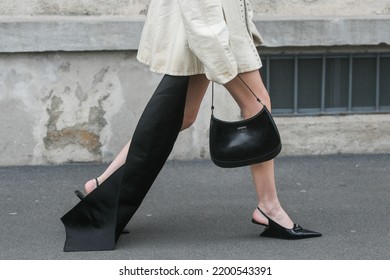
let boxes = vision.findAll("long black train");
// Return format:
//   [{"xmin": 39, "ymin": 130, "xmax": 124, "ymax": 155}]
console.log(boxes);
[{"xmin": 61, "ymin": 75, "xmax": 190, "ymax": 251}]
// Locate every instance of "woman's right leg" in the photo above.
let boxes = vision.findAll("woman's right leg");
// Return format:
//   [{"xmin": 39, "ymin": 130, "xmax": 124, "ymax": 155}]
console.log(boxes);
[
  {"xmin": 223, "ymin": 70, "xmax": 294, "ymax": 229},
  {"xmin": 84, "ymin": 74, "xmax": 209, "ymax": 194}
]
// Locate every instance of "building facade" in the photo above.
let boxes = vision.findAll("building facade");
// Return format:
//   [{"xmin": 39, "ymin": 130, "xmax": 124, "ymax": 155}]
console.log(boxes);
[{"xmin": 1, "ymin": 0, "xmax": 389, "ymax": 165}]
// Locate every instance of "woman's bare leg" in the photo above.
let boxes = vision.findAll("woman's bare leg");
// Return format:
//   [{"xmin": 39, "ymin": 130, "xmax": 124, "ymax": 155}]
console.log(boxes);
[
  {"xmin": 224, "ymin": 70, "xmax": 294, "ymax": 229},
  {"xmin": 84, "ymin": 140, "xmax": 131, "ymax": 194},
  {"xmin": 181, "ymin": 74, "xmax": 210, "ymax": 130},
  {"xmin": 84, "ymin": 74, "xmax": 209, "ymax": 194}
]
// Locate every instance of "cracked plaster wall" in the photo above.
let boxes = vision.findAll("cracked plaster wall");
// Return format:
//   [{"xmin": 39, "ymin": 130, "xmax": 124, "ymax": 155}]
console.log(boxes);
[
  {"xmin": 0, "ymin": 0, "xmax": 150, "ymax": 16},
  {"xmin": 1, "ymin": 50, "xmax": 389, "ymax": 166},
  {"xmin": 1, "ymin": 1, "xmax": 390, "ymax": 166},
  {"xmin": 0, "ymin": 51, "xmax": 163, "ymax": 165},
  {"xmin": 1, "ymin": 0, "xmax": 389, "ymax": 16}
]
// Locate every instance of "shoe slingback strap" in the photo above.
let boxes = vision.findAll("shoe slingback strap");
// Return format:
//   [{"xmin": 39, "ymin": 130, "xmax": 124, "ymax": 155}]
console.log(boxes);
[
  {"xmin": 257, "ymin": 207, "xmax": 268, "ymax": 218},
  {"xmin": 256, "ymin": 207, "xmax": 296, "ymax": 229}
]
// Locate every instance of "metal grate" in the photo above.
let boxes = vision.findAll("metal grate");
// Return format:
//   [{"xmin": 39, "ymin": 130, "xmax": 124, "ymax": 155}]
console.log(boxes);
[{"xmin": 260, "ymin": 53, "xmax": 390, "ymax": 115}]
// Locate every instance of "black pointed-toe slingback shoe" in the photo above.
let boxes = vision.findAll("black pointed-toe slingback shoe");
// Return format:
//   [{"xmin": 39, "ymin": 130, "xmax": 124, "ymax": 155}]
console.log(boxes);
[{"xmin": 257, "ymin": 207, "xmax": 322, "ymax": 240}]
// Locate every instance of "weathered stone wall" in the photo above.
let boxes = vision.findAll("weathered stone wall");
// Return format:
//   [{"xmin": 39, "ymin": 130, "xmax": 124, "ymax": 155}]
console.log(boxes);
[
  {"xmin": 251, "ymin": 0, "xmax": 390, "ymax": 16},
  {"xmin": 0, "ymin": 0, "xmax": 150, "ymax": 16},
  {"xmin": 0, "ymin": 52, "xmax": 159, "ymax": 165},
  {"xmin": 1, "ymin": 0, "xmax": 390, "ymax": 166},
  {"xmin": 2, "ymin": 50, "xmax": 388, "ymax": 166},
  {"xmin": 1, "ymin": 0, "xmax": 389, "ymax": 16}
]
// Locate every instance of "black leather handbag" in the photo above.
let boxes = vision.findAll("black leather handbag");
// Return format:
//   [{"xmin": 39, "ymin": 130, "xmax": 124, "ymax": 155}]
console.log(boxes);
[{"xmin": 209, "ymin": 76, "xmax": 282, "ymax": 168}]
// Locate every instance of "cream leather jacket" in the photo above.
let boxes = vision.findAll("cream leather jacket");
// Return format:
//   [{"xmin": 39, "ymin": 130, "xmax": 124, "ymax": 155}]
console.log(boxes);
[{"xmin": 137, "ymin": 0, "xmax": 263, "ymax": 84}]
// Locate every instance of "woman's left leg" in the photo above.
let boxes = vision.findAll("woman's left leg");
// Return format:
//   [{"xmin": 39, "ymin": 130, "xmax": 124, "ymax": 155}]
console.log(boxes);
[{"xmin": 84, "ymin": 140, "xmax": 131, "ymax": 194}]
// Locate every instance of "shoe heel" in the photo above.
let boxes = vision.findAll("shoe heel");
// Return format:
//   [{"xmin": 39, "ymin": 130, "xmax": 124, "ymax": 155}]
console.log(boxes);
[
  {"xmin": 251, "ymin": 218, "xmax": 267, "ymax": 227},
  {"xmin": 74, "ymin": 190, "xmax": 85, "ymax": 200},
  {"xmin": 259, "ymin": 227, "xmax": 277, "ymax": 238}
]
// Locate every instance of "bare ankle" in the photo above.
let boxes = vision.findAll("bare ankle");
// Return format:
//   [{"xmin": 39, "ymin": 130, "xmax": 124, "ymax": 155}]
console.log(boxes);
[{"xmin": 257, "ymin": 201, "xmax": 282, "ymax": 214}]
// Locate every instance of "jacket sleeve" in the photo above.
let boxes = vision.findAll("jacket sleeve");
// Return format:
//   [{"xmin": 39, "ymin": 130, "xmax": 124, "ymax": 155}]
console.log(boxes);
[{"xmin": 177, "ymin": 0, "xmax": 238, "ymax": 84}]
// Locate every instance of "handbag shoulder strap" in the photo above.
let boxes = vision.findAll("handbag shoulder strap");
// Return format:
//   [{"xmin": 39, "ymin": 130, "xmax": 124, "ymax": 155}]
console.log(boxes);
[{"xmin": 211, "ymin": 75, "xmax": 264, "ymax": 116}]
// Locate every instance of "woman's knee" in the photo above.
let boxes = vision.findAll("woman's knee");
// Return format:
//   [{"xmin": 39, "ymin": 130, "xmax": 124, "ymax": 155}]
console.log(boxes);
[{"xmin": 240, "ymin": 89, "xmax": 271, "ymax": 118}]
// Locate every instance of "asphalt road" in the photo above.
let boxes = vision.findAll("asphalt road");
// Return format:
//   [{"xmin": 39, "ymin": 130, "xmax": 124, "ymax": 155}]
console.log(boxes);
[{"xmin": 0, "ymin": 154, "xmax": 389, "ymax": 260}]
